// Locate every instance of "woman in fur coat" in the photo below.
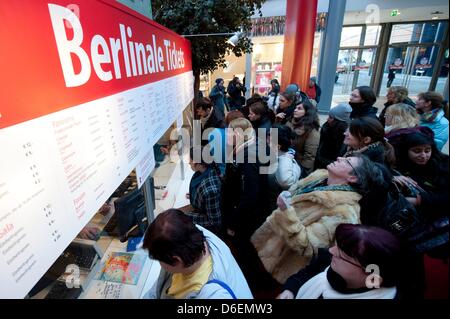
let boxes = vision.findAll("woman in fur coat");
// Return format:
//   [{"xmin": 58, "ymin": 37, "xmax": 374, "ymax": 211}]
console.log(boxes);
[{"xmin": 251, "ymin": 155, "xmax": 389, "ymax": 283}]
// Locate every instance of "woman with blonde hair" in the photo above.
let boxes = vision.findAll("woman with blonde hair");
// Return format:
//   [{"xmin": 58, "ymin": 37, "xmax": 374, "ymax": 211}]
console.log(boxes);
[
  {"xmin": 384, "ymin": 103, "xmax": 421, "ymax": 161},
  {"xmin": 384, "ymin": 103, "xmax": 420, "ymax": 134},
  {"xmin": 222, "ymin": 117, "xmax": 272, "ymax": 290},
  {"xmin": 379, "ymin": 86, "xmax": 415, "ymax": 127}
]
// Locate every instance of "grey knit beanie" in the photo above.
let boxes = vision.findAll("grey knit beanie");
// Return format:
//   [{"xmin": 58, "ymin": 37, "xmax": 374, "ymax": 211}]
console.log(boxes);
[
  {"xmin": 329, "ymin": 103, "xmax": 352, "ymax": 122},
  {"xmin": 285, "ymin": 83, "xmax": 299, "ymax": 95}
]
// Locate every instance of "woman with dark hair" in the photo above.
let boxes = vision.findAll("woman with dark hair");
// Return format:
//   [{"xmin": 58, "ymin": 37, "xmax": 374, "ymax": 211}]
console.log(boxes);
[
  {"xmin": 314, "ymin": 103, "xmax": 352, "ymax": 169},
  {"xmin": 227, "ymin": 76, "xmax": 246, "ymax": 111},
  {"xmin": 395, "ymin": 129, "xmax": 449, "ymax": 220},
  {"xmin": 248, "ymin": 101, "xmax": 274, "ymax": 137},
  {"xmin": 286, "ymin": 99, "xmax": 321, "ymax": 176},
  {"xmin": 349, "ymin": 86, "xmax": 379, "ymax": 120},
  {"xmin": 267, "ymin": 79, "xmax": 281, "ymax": 112},
  {"xmin": 142, "ymin": 209, "xmax": 253, "ymax": 299},
  {"xmin": 415, "ymin": 91, "xmax": 449, "ymax": 150},
  {"xmin": 275, "ymin": 92, "xmax": 297, "ymax": 125},
  {"xmin": 341, "ymin": 117, "xmax": 395, "ymax": 227},
  {"xmin": 379, "ymin": 129, "xmax": 449, "ymax": 299},
  {"xmin": 177, "ymin": 146, "xmax": 223, "ymax": 235},
  {"xmin": 277, "ymin": 223, "xmax": 401, "ymax": 299},
  {"xmin": 342, "ymin": 116, "xmax": 395, "ymax": 167}
]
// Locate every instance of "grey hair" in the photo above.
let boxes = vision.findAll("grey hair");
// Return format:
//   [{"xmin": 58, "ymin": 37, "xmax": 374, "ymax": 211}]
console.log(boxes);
[{"xmin": 349, "ymin": 154, "xmax": 392, "ymax": 195}]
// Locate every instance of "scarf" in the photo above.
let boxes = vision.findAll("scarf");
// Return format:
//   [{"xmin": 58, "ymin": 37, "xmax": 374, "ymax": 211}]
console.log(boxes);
[
  {"xmin": 420, "ymin": 108, "xmax": 441, "ymax": 123},
  {"xmin": 291, "ymin": 116, "xmax": 302, "ymax": 127},
  {"xmin": 344, "ymin": 141, "xmax": 382, "ymax": 157},
  {"xmin": 292, "ymin": 178, "xmax": 356, "ymax": 197},
  {"xmin": 349, "ymin": 102, "xmax": 377, "ymax": 118},
  {"xmin": 296, "ymin": 267, "xmax": 397, "ymax": 299}
]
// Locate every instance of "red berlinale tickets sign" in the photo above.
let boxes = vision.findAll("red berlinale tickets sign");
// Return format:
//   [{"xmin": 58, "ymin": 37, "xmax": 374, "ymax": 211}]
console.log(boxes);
[{"xmin": 0, "ymin": 0, "xmax": 192, "ymax": 129}]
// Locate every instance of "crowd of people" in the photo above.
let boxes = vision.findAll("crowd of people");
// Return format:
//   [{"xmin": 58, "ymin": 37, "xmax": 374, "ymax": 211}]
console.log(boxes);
[{"xmin": 142, "ymin": 78, "xmax": 449, "ymax": 300}]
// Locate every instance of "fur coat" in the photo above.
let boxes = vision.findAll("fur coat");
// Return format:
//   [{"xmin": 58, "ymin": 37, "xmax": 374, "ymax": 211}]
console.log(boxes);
[{"xmin": 250, "ymin": 169, "xmax": 361, "ymax": 284}]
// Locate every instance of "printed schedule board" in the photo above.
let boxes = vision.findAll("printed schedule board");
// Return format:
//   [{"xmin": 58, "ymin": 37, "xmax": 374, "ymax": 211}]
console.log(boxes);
[{"xmin": 0, "ymin": 0, "xmax": 194, "ymax": 298}]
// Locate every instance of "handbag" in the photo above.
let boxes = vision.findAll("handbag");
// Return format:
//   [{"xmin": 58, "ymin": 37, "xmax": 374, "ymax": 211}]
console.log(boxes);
[{"xmin": 378, "ymin": 183, "xmax": 449, "ymax": 259}]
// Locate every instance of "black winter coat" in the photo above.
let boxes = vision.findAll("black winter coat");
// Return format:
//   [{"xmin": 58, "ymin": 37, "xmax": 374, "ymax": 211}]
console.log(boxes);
[
  {"xmin": 349, "ymin": 102, "xmax": 379, "ymax": 121},
  {"xmin": 221, "ymin": 142, "xmax": 271, "ymax": 239}
]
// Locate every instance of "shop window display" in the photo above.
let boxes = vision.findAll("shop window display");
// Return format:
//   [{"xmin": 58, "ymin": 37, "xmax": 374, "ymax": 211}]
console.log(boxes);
[{"xmin": 254, "ymin": 62, "xmax": 282, "ymax": 94}]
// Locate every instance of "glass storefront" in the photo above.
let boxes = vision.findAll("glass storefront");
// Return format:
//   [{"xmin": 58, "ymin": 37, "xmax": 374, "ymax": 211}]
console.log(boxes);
[
  {"xmin": 333, "ymin": 21, "xmax": 448, "ymax": 102},
  {"xmin": 380, "ymin": 21, "xmax": 449, "ymax": 97},
  {"xmin": 334, "ymin": 48, "xmax": 377, "ymax": 94},
  {"xmin": 332, "ymin": 26, "xmax": 380, "ymax": 102}
]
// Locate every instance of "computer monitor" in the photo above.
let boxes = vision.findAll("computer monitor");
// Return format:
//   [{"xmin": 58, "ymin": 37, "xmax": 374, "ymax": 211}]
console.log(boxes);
[{"xmin": 114, "ymin": 188, "xmax": 147, "ymax": 241}]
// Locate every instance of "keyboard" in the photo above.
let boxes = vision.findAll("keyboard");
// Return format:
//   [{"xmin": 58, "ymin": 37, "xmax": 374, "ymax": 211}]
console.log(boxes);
[
  {"xmin": 70, "ymin": 246, "xmax": 98, "ymax": 269},
  {"xmin": 48, "ymin": 242, "xmax": 98, "ymax": 278}
]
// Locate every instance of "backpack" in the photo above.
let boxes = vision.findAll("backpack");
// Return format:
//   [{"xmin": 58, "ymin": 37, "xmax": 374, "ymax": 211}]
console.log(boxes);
[{"xmin": 378, "ymin": 184, "xmax": 449, "ymax": 259}]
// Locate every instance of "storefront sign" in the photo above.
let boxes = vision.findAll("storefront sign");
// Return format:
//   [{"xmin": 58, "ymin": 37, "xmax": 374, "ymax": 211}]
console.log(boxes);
[
  {"xmin": 389, "ymin": 65, "xmax": 405, "ymax": 70},
  {"xmin": 414, "ymin": 64, "xmax": 433, "ymax": 69},
  {"xmin": 0, "ymin": 0, "xmax": 193, "ymax": 298}
]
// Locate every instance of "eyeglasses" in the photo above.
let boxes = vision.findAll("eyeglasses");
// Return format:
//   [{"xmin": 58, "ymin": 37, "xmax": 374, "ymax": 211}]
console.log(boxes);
[
  {"xmin": 344, "ymin": 158, "xmax": 356, "ymax": 172},
  {"xmin": 336, "ymin": 248, "xmax": 365, "ymax": 270}
]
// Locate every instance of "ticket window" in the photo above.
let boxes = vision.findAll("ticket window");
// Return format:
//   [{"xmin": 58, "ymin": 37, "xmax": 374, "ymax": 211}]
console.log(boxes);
[
  {"xmin": 26, "ymin": 117, "xmax": 195, "ymax": 299},
  {"xmin": 26, "ymin": 170, "xmax": 148, "ymax": 299}
]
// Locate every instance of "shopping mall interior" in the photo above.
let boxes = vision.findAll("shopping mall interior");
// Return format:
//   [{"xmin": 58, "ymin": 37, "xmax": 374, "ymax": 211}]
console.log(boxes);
[{"xmin": 1, "ymin": 0, "xmax": 448, "ymax": 303}]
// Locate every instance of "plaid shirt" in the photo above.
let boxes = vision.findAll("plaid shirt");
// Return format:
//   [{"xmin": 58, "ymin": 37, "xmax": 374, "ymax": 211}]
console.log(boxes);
[{"xmin": 186, "ymin": 169, "xmax": 222, "ymax": 229}]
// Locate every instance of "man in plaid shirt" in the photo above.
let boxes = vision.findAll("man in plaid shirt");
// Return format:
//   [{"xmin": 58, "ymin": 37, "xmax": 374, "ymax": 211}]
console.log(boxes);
[{"xmin": 178, "ymin": 147, "xmax": 222, "ymax": 235}]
